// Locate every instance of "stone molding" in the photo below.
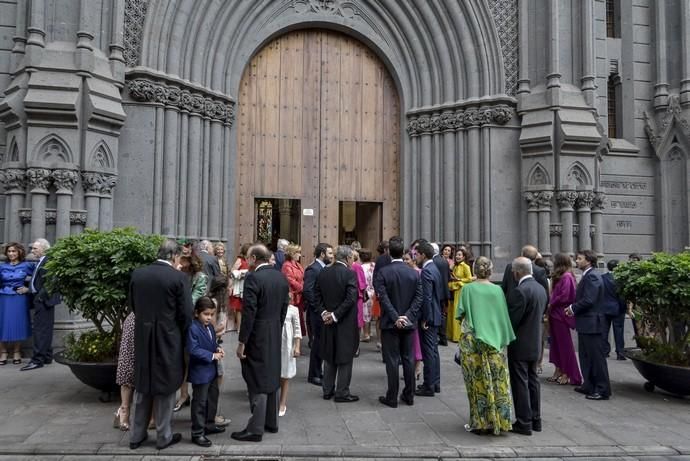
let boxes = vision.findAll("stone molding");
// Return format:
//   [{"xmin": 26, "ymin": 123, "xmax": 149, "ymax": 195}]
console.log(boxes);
[
  {"xmin": 592, "ymin": 191, "xmax": 606, "ymax": 211},
  {"xmin": 126, "ymin": 77, "xmax": 236, "ymax": 126},
  {"xmin": 17, "ymin": 209, "xmax": 88, "ymax": 225},
  {"xmin": 572, "ymin": 224, "xmax": 579, "ymax": 237},
  {"xmin": 52, "ymin": 169, "xmax": 79, "ymax": 193},
  {"xmin": 124, "ymin": 0, "xmax": 148, "ymax": 68},
  {"xmin": 523, "ymin": 191, "xmax": 539, "ymax": 210},
  {"xmin": 644, "ymin": 95, "xmax": 690, "ymax": 153},
  {"xmin": 0, "ymin": 168, "xmax": 27, "ymax": 192},
  {"xmin": 576, "ymin": 191, "xmax": 595, "ymax": 210},
  {"xmin": 81, "ymin": 171, "xmax": 119, "ymax": 196},
  {"xmin": 26, "ymin": 168, "xmax": 52, "ymax": 192},
  {"xmin": 291, "ymin": 0, "xmax": 359, "ymax": 19},
  {"xmin": 487, "ymin": 0, "xmax": 518, "ymax": 96},
  {"xmin": 589, "ymin": 224, "xmax": 597, "ymax": 238},
  {"xmin": 556, "ymin": 190, "xmax": 578, "ymax": 210},
  {"xmin": 407, "ymin": 104, "xmax": 514, "ymax": 137},
  {"xmin": 549, "ymin": 223, "xmax": 563, "ymax": 237}
]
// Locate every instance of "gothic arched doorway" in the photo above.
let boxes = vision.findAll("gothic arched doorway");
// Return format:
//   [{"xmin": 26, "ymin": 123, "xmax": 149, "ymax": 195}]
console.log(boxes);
[{"xmin": 235, "ymin": 29, "xmax": 400, "ymax": 255}]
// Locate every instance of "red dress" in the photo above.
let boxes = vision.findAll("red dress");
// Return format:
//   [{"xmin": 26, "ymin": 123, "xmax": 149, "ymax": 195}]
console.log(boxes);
[
  {"xmin": 229, "ymin": 257, "xmax": 249, "ymax": 312},
  {"xmin": 282, "ymin": 259, "xmax": 306, "ymax": 332}
]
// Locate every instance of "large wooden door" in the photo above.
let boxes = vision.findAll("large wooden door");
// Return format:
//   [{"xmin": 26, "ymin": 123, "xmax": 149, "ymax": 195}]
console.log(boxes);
[{"xmin": 236, "ymin": 30, "xmax": 400, "ymax": 255}]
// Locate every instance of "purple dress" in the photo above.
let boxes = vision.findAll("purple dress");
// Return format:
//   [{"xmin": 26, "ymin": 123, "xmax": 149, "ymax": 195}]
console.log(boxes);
[
  {"xmin": 352, "ymin": 263, "xmax": 367, "ymax": 329},
  {"xmin": 548, "ymin": 272, "xmax": 582, "ymax": 385}
]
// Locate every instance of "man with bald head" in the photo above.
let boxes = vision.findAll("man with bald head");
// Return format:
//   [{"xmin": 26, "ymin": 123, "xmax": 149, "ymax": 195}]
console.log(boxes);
[
  {"xmin": 232, "ymin": 244, "xmax": 289, "ymax": 442},
  {"xmin": 507, "ymin": 257, "xmax": 548, "ymax": 436},
  {"xmin": 502, "ymin": 245, "xmax": 549, "ymax": 301}
]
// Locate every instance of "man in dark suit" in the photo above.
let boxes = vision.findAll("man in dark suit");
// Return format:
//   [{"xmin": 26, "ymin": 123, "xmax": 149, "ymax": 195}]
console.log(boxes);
[
  {"xmin": 304, "ymin": 242, "xmax": 334, "ymax": 386},
  {"xmin": 315, "ymin": 245, "xmax": 359, "ymax": 402},
  {"xmin": 274, "ymin": 238, "xmax": 288, "ymax": 272},
  {"xmin": 507, "ymin": 257, "xmax": 548, "ymax": 436},
  {"xmin": 502, "ymin": 245, "xmax": 549, "ymax": 300},
  {"xmin": 232, "ymin": 244, "xmax": 289, "ymax": 442},
  {"xmin": 601, "ymin": 259, "xmax": 627, "ymax": 360},
  {"xmin": 129, "ymin": 240, "xmax": 192, "ymax": 450},
  {"xmin": 21, "ymin": 238, "xmax": 61, "ymax": 371},
  {"xmin": 374, "ymin": 236, "xmax": 423, "ymax": 407},
  {"xmin": 566, "ymin": 249, "xmax": 611, "ymax": 400},
  {"xmin": 431, "ymin": 243, "xmax": 451, "ymax": 346},
  {"xmin": 199, "ymin": 240, "xmax": 221, "ymax": 282},
  {"xmin": 414, "ymin": 241, "xmax": 443, "ymax": 397}
]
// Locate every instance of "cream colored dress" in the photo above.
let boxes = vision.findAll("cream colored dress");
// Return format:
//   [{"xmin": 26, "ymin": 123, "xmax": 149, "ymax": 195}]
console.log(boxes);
[{"xmin": 281, "ymin": 304, "xmax": 302, "ymax": 379}]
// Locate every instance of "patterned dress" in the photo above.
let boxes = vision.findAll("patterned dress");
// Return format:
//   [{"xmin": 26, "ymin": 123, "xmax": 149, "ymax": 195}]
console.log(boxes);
[{"xmin": 116, "ymin": 312, "xmax": 135, "ymax": 386}]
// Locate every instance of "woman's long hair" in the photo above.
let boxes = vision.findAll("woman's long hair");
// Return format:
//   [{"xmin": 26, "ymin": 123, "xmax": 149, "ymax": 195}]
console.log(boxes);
[{"xmin": 551, "ymin": 253, "xmax": 573, "ymax": 287}]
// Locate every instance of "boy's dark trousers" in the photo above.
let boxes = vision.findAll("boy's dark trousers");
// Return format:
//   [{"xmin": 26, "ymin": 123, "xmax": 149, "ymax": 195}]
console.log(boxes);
[{"xmin": 191, "ymin": 379, "xmax": 219, "ymax": 436}]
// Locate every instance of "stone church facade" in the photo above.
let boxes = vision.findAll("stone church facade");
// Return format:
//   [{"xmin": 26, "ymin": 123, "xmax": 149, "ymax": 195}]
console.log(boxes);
[{"xmin": 1, "ymin": 0, "xmax": 689, "ymax": 267}]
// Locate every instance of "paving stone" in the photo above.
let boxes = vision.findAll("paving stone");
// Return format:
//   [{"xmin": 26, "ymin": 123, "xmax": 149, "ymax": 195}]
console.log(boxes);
[
  {"xmin": 513, "ymin": 446, "xmax": 572, "ymax": 457},
  {"xmin": 621, "ymin": 446, "xmax": 680, "ymax": 456},
  {"xmin": 456, "ymin": 446, "xmax": 517, "ymax": 458},
  {"xmin": 675, "ymin": 447, "xmax": 690, "ymax": 455},
  {"xmin": 566, "ymin": 445, "xmax": 625, "ymax": 457}
]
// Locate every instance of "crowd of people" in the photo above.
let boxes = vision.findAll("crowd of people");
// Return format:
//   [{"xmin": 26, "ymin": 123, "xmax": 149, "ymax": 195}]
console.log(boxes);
[{"xmin": 0, "ymin": 235, "xmax": 635, "ymax": 448}]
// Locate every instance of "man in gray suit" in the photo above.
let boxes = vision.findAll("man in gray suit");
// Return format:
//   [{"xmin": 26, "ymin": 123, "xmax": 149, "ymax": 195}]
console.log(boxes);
[
  {"xmin": 199, "ymin": 240, "xmax": 221, "ymax": 281},
  {"xmin": 507, "ymin": 257, "xmax": 548, "ymax": 436}
]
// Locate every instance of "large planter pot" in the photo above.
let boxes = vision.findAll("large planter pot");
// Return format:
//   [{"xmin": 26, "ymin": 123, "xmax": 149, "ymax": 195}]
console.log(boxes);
[
  {"xmin": 623, "ymin": 348, "xmax": 690, "ymax": 397},
  {"xmin": 54, "ymin": 351, "xmax": 119, "ymax": 401}
]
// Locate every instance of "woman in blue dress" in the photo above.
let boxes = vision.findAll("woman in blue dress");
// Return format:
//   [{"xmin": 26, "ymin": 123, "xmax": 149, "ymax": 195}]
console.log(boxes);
[{"xmin": 0, "ymin": 242, "xmax": 35, "ymax": 365}]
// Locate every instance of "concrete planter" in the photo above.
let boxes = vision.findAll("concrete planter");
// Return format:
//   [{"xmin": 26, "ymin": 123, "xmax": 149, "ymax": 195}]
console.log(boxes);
[
  {"xmin": 54, "ymin": 351, "xmax": 118, "ymax": 401},
  {"xmin": 623, "ymin": 348, "xmax": 690, "ymax": 397}
]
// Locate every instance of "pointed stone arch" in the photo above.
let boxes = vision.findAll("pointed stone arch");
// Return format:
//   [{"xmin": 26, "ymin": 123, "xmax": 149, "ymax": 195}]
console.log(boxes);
[
  {"xmin": 527, "ymin": 162, "xmax": 550, "ymax": 186},
  {"xmin": 31, "ymin": 134, "xmax": 73, "ymax": 166},
  {"xmin": 659, "ymin": 144, "xmax": 690, "ymax": 253},
  {"xmin": 89, "ymin": 141, "xmax": 115, "ymax": 169},
  {"xmin": 565, "ymin": 162, "xmax": 592, "ymax": 186},
  {"xmin": 4, "ymin": 137, "xmax": 19, "ymax": 163}
]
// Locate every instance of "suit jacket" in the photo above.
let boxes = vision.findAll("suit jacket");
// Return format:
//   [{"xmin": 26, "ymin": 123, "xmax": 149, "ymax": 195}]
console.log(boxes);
[
  {"xmin": 507, "ymin": 276, "xmax": 548, "ymax": 361},
  {"xmin": 502, "ymin": 262, "xmax": 549, "ymax": 304},
  {"xmin": 601, "ymin": 273, "xmax": 626, "ymax": 316},
  {"xmin": 31, "ymin": 256, "xmax": 61, "ymax": 306},
  {"xmin": 200, "ymin": 251, "xmax": 221, "ymax": 281},
  {"xmin": 572, "ymin": 267, "xmax": 605, "ymax": 334},
  {"xmin": 373, "ymin": 261, "xmax": 423, "ymax": 330},
  {"xmin": 316, "ymin": 261, "xmax": 358, "ymax": 364},
  {"xmin": 432, "ymin": 254, "xmax": 451, "ymax": 303},
  {"xmin": 239, "ymin": 264, "xmax": 289, "ymax": 394},
  {"xmin": 274, "ymin": 249, "xmax": 286, "ymax": 272},
  {"xmin": 420, "ymin": 261, "xmax": 443, "ymax": 327},
  {"xmin": 187, "ymin": 320, "xmax": 218, "ymax": 385},
  {"xmin": 130, "ymin": 261, "xmax": 193, "ymax": 395},
  {"xmin": 303, "ymin": 260, "xmax": 325, "ymax": 315}
]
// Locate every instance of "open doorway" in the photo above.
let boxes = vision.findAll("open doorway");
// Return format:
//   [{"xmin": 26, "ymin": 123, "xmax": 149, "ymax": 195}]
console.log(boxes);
[
  {"xmin": 255, "ymin": 198, "xmax": 301, "ymax": 250},
  {"xmin": 338, "ymin": 201, "xmax": 382, "ymax": 252}
]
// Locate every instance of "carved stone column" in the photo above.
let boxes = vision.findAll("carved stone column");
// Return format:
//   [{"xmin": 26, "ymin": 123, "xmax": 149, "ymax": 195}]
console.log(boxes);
[
  {"xmin": 81, "ymin": 171, "xmax": 103, "ymax": 229},
  {"xmin": 576, "ymin": 190, "xmax": 595, "ymax": 251},
  {"xmin": 557, "ymin": 189, "xmax": 578, "ymax": 256},
  {"xmin": 278, "ymin": 199, "xmax": 292, "ymax": 241},
  {"xmin": 51, "ymin": 169, "xmax": 79, "ymax": 238},
  {"xmin": 0, "ymin": 169, "xmax": 27, "ymax": 241},
  {"xmin": 537, "ymin": 190, "xmax": 553, "ymax": 258},
  {"xmin": 524, "ymin": 192, "xmax": 539, "ymax": 244},
  {"xmin": 26, "ymin": 168, "xmax": 51, "ymax": 241},
  {"xmin": 550, "ymin": 224, "xmax": 563, "ymax": 256},
  {"xmin": 99, "ymin": 173, "xmax": 118, "ymax": 231},
  {"xmin": 591, "ymin": 191, "xmax": 605, "ymax": 259}
]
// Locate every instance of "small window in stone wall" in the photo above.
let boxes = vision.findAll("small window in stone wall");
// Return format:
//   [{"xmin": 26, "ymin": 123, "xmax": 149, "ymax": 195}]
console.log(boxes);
[
  {"xmin": 608, "ymin": 74, "xmax": 621, "ymax": 139},
  {"xmin": 606, "ymin": 0, "xmax": 620, "ymax": 38}
]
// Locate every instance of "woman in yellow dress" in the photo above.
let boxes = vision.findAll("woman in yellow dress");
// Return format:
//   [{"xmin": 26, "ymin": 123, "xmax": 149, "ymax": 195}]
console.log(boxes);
[{"xmin": 447, "ymin": 248, "xmax": 473, "ymax": 342}]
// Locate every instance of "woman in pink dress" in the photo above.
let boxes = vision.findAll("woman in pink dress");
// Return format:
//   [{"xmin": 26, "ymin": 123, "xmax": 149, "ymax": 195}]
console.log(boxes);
[
  {"xmin": 547, "ymin": 253, "xmax": 582, "ymax": 385},
  {"xmin": 351, "ymin": 250, "xmax": 367, "ymax": 333}
]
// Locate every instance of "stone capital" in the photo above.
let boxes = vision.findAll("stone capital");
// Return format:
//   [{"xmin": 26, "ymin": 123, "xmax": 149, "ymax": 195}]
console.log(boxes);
[
  {"xmin": 592, "ymin": 191, "xmax": 606, "ymax": 211},
  {"xmin": 52, "ymin": 169, "xmax": 79, "ymax": 193},
  {"xmin": 576, "ymin": 191, "xmax": 595, "ymax": 210},
  {"xmin": 556, "ymin": 190, "xmax": 578, "ymax": 210},
  {"xmin": 536, "ymin": 191, "xmax": 553, "ymax": 209},
  {"xmin": 81, "ymin": 171, "xmax": 104, "ymax": 195},
  {"xmin": 26, "ymin": 168, "xmax": 52, "ymax": 192},
  {"xmin": 523, "ymin": 191, "xmax": 539, "ymax": 211},
  {"xmin": 0, "ymin": 168, "xmax": 27, "ymax": 192}
]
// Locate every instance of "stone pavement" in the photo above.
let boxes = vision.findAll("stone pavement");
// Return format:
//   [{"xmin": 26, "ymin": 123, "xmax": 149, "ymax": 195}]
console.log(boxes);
[{"xmin": 0, "ymin": 321, "xmax": 688, "ymax": 460}]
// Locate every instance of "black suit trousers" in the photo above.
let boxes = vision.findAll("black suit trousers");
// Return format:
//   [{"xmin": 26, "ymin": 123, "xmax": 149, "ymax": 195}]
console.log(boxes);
[
  {"xmin": 381, "ymin": 328, "xmax": 415, "ymax": 401},
  {"xmin": 191, "ymin": 378, "xmax": 219, "ymax": 436},
  {"xmin": 308, "ymin": 312, "xmax": 323, "ymax": 380},
  {"xmin": 420, "ymin": 326, "xmax": 440, "ymax": 391},
  {"xmin": 31, "ymin": 298, "xmax": 55, "ymax": 364},
  {"xmin": 508, "ymin": 358, "xmax": 541, "ymax": 430},
  {"xmin": 578, "ymin": 333, "xmax": 611, "ymax": 397}
]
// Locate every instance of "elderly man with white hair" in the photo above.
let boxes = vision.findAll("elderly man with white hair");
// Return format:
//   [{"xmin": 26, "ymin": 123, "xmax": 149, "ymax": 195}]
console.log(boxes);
[
  {"xmin": 199, "ymin": 240, "xmax": 221, "ymax": 282},
  {"xmin": 21, "ymin": 238, "xmax": 61, "ymax": 371},
  {"xmin": 274, "ymin": 239, "xmax": 289, "ymax": 272}
]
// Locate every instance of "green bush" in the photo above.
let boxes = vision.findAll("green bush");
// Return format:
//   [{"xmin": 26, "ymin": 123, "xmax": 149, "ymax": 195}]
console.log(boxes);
[
  {"xmin": 46, "ymin": 228, "xmax": 164, "ymax": 362},
  {"xmin": 614, "ymin": 251, "xmax": 690, "ymax": 367},
  {"xmin": 63, "ymin": 330, "xmax": 117, "ymax": 363}
]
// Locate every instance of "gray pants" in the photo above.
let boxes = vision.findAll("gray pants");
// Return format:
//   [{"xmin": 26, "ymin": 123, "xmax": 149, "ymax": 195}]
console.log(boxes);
[
  {"xmin": 130, "ymin": 391, "xmax": 175, "ymax": 447},
  {"xmin": 246, "ymin": 391, "xmax": 278, "ymax": 435},
  {"xmin": 323, "ymin": 360, "xmax": 353, "ymax": 398}
]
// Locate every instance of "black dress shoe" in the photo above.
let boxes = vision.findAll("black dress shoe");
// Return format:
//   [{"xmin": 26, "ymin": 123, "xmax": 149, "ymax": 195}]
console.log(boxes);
[
  {"xmin": 204, "ymin": 425, "xmax": 225, "ymax": 435},
  {"xmin": 438, "ymin": 340, "xmax": 448, "ymax": 346},
  {"xmin": 323, "ymin": 392, "xmax": 334, "ymax": 400},
  {"xmin": 264, "ymin": 425, "xmax": 278, "ymax": 433},
  {"xmin": 585, "ymin": 393, "xmax": 609, "ymax": 400},
  {"xmin": 44, "ymin": 359, "xmax": 52, "ymax": 364},
  {"xmin": 510, "ymin": 426, "xmax": 532, "ymax": 436},
  {"xmin": 378, "ymin": 396, "xmax": 398, "ymax": 408},
  {"xmin": 308, "ymin": 377, "xmax": 323, "ymax": 386},
  {"xmin": 573, "ymin": 386, "xmax": 590, "ymax": 395},
  {"xmin": 191, "ymin": 435, "xmax": 212, "ymax": 447},
  {"xmin": 616, "ymin": 354, "xmax": 627, "ymax": 361},
  {"xmin": 532, "ymin": 419, "xmax": 542, "ymax": 432},
  {"xmin": 129, "ymin": 434, "xmax": 148, "ymax": 450},
  {"xmin": 334, "ymin": 394, "xmax": 359, "ymax": 403},
  {"xmin": 434, "ymin": 386, "xmax": 441, "ymax": 393},
  {"xmin": 414, "ymin": 388, "xmax": 435, "ymax": 397},
  {"xmin": 231, "ymin": 429, "xmax": 262, "ymax": 442},
  {"xmin": 400, "ymin": 395, "xmax": 414, "ymax": 406},
  {"xmin": 156, "ymin": 433, "xmax": 182, "ymax": 450},
  {"xmin": 20, "ymin": 361, "xmax": 43, "ymax": 371}
]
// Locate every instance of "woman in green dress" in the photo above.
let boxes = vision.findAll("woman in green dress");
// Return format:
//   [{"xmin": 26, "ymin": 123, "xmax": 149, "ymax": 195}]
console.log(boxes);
[{"xmin": 456, "ymin": 256, "xmax": 515, "ymax": 435}]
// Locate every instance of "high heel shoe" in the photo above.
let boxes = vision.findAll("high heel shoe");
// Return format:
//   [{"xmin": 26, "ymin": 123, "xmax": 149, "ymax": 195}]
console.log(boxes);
[
  {"xmin": 12, "ymin": 352, "xmax": 21, "ymax": 364},
  {"xmin": 0, "ymin": 352, "xmax": 7, "ymax": 365},
  {"xmin": 113, "ymin": 407, "xmax": 130, "ymax": 431},
  {"xmin": 173, "ymin": 396, "xmax": 190, "ymax": 412}
]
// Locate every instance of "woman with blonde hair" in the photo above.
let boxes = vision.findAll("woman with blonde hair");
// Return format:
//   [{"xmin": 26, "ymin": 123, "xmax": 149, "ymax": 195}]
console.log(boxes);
[
  {"xmin": 456, "ymin": 256, "xmax": 515, "ymax": 435},
  {"xmin": 447, "ymin": 248, "xmax": 473, "ymax": 342},
  {"xmin": 282, "ymin": 243, "xmax": 306, "ymax": 332}
]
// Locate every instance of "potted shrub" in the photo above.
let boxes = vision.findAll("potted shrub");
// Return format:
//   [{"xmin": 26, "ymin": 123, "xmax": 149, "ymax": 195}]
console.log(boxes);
[
  {"xmin": 46, "ymin": 228, "xmax": 163, "ymax": 398},
  {"xmin": 614, "ymin": 251, "xmax": 690, "ymax": 396}
]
